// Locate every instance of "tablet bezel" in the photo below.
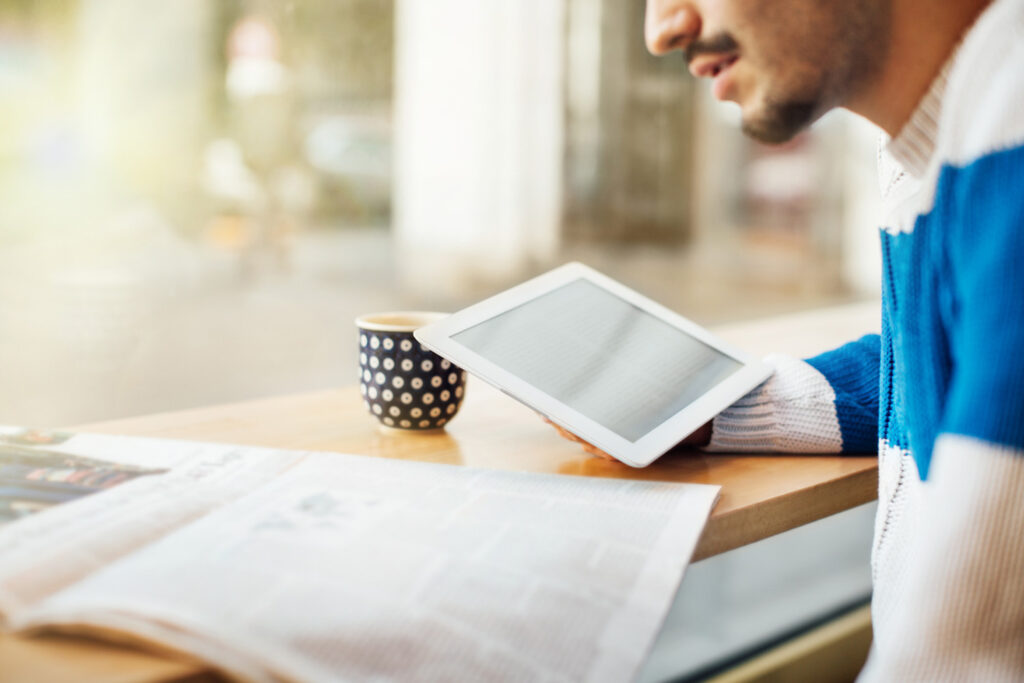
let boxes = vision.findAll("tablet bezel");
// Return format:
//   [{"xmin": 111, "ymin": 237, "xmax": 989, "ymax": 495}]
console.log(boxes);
[{"xmin": 414, "ymin": 262, "xmax": 772, "ymax": 467}]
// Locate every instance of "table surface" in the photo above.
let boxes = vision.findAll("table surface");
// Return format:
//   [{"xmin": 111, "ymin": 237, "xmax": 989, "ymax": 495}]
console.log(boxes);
[{"xmin": 1, "ymin": 301, "xmax": 881, "ymax": 683}]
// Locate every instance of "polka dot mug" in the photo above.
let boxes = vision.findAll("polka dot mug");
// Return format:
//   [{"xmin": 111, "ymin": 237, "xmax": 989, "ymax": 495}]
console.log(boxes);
[{"xmin": 355, "ymin": 312, "xmax": 467, "ymax": 431}]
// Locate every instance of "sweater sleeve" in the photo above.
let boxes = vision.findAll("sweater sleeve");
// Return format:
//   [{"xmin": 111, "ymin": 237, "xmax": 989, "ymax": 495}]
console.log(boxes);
[
  {"xmin": 705, "ymin": 335, "xmax": 880, "ymax": 454},
  {"xmin": 859, "ymin": 143, "xmax": 1024, "ymax": 680}
]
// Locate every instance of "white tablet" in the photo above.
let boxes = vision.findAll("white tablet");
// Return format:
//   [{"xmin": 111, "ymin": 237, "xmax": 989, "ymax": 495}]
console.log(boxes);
[{"xmin": 414, "ymin": 262, "xmax": 772, "ymax": 467}]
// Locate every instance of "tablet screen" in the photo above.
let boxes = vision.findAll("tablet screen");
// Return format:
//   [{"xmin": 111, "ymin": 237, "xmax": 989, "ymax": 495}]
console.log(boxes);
[{"xmin": 452, "ymin": 279, "xmax": 743, "ymax": 442}]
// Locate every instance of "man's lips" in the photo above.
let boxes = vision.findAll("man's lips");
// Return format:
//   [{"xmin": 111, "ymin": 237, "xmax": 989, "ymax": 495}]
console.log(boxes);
[
  {"xmin": 689, "ymin": 53, "xmax": 740, "ymax": 100},
  {"xmin": 688, "ymin": 53, "xmax": 739, "ymax": 80}
]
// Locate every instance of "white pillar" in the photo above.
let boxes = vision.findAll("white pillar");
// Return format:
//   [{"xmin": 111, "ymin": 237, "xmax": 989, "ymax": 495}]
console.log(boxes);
[{"xmin": 393, "ymin": 0, "xmax": 565, "ymax": 296}]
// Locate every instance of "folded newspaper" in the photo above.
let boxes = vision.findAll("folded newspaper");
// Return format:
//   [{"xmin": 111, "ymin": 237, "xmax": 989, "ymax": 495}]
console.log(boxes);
[{"xmin": 0, "ymin": 427, "xmax": 719, "ymax": 682}]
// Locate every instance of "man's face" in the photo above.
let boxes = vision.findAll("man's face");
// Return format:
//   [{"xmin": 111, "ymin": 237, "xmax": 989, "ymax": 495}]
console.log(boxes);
[{"xmin": 645, "ymin": 0, "xmax": 891, "ymax": 143}]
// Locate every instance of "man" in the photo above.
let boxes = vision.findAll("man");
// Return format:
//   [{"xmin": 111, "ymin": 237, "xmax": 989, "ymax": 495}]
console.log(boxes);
[{"xmin": 563, "ymin": 0, "xmax": 1024, "ymax": 678}]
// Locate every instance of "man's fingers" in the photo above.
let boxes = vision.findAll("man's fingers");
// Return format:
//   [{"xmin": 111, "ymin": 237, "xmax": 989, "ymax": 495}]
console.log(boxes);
[
  {"xmin": 550, "ymin": 422, "xmax": 582, "ymax": 443},
  {"xmin": 544, "ymin": 417, "xmax": 616, "ymax": 460},
  {"xmin": 582, "ymin": 443, "xmax": 616, "ymax": 461}
]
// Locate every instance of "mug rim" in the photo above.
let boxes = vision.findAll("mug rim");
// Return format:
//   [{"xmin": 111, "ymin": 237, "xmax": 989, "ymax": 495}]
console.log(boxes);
[{"xmin": 355, "ymin": 311, "xmax": 448, "ymax": 332}]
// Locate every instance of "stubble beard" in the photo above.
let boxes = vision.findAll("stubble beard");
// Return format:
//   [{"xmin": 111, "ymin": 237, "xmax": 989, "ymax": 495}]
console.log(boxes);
[
  {"xmin": 740, "ymin": 98, "xmax": 820, "ymax": 144},
  {"xmin": 738, "ymin": 0, "xmax": 891, "ymax": 144}
]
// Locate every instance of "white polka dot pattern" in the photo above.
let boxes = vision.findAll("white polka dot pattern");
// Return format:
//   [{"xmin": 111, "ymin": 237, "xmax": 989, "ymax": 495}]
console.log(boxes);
[{"xmin": 357, "ymin": 327, "xmax": 467, "ymax": 430}]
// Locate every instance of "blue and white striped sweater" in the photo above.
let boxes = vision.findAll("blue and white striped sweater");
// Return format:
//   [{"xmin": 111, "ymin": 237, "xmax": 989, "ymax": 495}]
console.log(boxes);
[{"xmin": 709, "ymin": 0, "xmax": 1024, "ymax": 678}]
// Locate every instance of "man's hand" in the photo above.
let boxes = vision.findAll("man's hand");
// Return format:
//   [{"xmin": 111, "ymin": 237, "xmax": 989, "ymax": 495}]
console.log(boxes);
[
  {"xmin": 544, "ymin": 418, "xmax": 712, "ymax": 460},
  {"xmin": 544, "ymin": 418, "xmax": 616, "ymax": 460}
]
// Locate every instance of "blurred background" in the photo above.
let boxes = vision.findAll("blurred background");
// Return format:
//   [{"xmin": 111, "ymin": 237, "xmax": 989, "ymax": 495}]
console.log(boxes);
[
  {"xmin": 0, "ymin": 2, "xmax": 884, "ymax": 679},
  {"xmin": 0, "ymin": 0, "xmax": 883, "ymax": 428}
]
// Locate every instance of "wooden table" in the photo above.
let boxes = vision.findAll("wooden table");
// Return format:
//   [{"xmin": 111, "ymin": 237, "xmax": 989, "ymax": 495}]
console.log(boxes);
[{"xmin": 0, "ymin": 302, "xmax": 881, "ymax": 683}]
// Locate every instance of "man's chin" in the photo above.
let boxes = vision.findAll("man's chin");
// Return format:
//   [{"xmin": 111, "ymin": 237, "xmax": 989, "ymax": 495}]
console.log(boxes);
[{"xmin": 740, "ymin": 100, "xmax": 818, "ymax": 144}]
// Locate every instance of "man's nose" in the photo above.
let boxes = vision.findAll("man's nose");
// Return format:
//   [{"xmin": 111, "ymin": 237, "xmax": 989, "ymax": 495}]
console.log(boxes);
[{"xmin": 645, "ymin": 2, "xmax": 701, "ymax": 55}]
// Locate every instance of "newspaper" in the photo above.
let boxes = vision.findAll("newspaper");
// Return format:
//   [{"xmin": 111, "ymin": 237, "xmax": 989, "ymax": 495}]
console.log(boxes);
[{"xmin": 0, "ymin": 429, "xmax": 719, "ymax": 682}]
